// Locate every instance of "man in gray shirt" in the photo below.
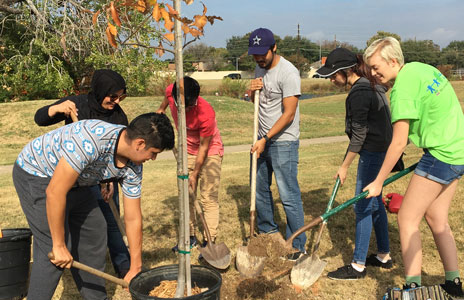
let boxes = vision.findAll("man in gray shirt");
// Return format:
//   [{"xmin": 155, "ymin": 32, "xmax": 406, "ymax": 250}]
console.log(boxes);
[{"xmin": 248, "ymin": 27, "xmax": 306, "ymax": 259}]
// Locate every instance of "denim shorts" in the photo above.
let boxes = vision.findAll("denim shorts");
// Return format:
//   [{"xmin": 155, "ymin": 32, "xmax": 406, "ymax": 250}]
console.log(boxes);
[{"xmin": 415, "ymin": 150, "xmax": 464, "ymax": 184}]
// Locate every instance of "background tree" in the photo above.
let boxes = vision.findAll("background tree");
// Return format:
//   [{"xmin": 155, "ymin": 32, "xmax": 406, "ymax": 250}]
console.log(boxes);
[
  {"xmin": 366, "ymin": 31, "xmax": 402, "ymax": 47},
  {"xmin": 225, "ymin": 34, "xmax": 255, "ymax": 71},
  {"xmin": 442, "ymin": 40, "xmax": 464, "ymax": 70},
  {"xmin": 402, "ymin": 39, "xmax": 442, "ymax": 66}
]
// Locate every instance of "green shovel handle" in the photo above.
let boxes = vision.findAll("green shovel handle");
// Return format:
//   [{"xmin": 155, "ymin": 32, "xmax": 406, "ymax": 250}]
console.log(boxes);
[
  {"xmin": 321, "ymin": 163, "xmax": 418, "ymax": 222},
  {"xmin": 285, "ymin": 163, "xmax": 418, "ymax": 247}
]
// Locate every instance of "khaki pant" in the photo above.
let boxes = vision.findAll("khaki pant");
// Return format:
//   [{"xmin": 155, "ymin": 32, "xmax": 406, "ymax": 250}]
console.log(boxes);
[{"xmin": 188, "ymin": 154, "xmax": 222, "ymax": 241}]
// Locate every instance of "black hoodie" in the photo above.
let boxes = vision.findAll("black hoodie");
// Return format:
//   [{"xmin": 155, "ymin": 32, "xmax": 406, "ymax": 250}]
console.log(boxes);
[
  {"xmin": 345, "ymin": 77, "xmax": 392, "ymax": 153},
  {"xmin": 34, "ymin": 69, "xmax": 129, "ymax": 126}
]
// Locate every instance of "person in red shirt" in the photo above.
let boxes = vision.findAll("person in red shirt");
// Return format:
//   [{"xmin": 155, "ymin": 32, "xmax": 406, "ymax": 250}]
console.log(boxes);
[{"xmin": 157, "ymin": 76, "xmax": 224, "ymax": 252}]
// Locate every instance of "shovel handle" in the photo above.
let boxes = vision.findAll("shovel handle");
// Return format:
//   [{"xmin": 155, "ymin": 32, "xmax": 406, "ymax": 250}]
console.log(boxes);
[
  {"xmin": 285, "ymin": 163, "xmax": 418, "ymax": 248},
  {"xmin": 107, "ymin": 193, "xmax": 129, "ymax": 247},
  {"xmin": 191, "ymin": 188, "xmax": 214, "ymax": 246},
  {"xmin": 48, "ymin": 252, "xmax": 129, "ymax": 288},
  {"xmin": 250, "ymin": 90, "xmax": 260, "ymax": 237}
]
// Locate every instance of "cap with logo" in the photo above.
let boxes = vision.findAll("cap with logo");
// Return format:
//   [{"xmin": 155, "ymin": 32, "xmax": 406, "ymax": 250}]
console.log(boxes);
[
  {"xmin": 248, "ymin": 28, "xmax": 276, "ymax": 55},
  {"xmin": 315, "ymin": 48, "xmax": 358, "ymax": 77}
]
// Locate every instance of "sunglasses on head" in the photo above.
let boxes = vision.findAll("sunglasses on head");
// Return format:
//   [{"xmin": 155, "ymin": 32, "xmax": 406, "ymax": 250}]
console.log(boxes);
[{"xmin": 109, "ymin": 93, "xmax": 127, "ymax": 102}]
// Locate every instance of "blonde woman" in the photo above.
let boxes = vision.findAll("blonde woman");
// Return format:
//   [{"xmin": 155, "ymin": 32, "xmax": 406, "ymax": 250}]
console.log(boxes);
[{"xmin": 363, "ymin": 37, "xmax": 464, "ymax": 297}]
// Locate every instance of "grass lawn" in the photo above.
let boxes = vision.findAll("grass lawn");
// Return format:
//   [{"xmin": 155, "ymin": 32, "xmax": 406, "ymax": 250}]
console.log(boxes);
[{"xmin": 1, "ymin": 81, "xmax": 464, "ymax": 299}]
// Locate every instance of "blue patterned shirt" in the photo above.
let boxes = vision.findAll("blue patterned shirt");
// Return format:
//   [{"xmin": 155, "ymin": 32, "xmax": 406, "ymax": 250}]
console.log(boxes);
[{"xmin": 16, "ymin": 120, "xmax": 143, "ymax": 199}]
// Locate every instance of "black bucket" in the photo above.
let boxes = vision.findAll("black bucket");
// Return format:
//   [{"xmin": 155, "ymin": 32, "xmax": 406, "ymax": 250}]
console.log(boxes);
[
  {"xmin": 0, "ymin": 228, "xmax": 32, "ymax": 300},
  {"xmin": 129, "ymin": 265, "xmax": 221, "ymax": 300}
]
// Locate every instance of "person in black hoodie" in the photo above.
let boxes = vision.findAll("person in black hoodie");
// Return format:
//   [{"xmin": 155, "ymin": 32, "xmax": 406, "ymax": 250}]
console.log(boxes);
[
  {"xmin": 34, "ymin": 69, "xmax": 131, "ymax": 278},
  {"xmin": 315, "ymin": 48, "xmax": 393, "ymax": 280}
]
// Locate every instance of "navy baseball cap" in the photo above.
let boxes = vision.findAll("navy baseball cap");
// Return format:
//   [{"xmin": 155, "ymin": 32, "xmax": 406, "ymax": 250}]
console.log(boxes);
[
  {"xmin": 248, "ymin": 28, "xmax": 275, "ymax": 55},
  {"xmin": 315, "ymin": 48, "xmax": 357, "ymax": 77}
]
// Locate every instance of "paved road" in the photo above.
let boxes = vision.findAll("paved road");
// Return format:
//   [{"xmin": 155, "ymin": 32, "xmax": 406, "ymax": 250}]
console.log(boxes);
[{"xmin": 0, "ymin": 135, "xmax": 348, "ymax": 175}]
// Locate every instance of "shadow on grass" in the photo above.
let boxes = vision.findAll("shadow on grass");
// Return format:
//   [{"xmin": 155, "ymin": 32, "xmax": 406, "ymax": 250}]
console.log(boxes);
[{"xmin": 226, "ymin": 184, "xmax": 288, "ymax": 242}]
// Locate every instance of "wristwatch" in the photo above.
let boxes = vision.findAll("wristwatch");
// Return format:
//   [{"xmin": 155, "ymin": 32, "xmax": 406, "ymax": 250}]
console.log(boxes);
[{"xmin": 263, "ymin": 134, "xmax": 270, "ymax": 142}]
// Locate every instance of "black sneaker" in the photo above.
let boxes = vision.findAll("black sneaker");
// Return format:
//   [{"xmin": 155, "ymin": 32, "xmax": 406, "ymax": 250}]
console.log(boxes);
[
  {"xmin": 402, "ymin": 282, "xmax": 420, "ymax": 289},
  {"xmin": 441, "ymin": 277, "xmax": 464, "ymax": 297},
  {"xmin": 285, "ymin": 251, "xmax": 306, "ymax": 261},
  {"xmin": 327, "ymin": 264, "xmax": 366, "ymax": 280},
  {"xmin": 171, "ymin": 236, "xmax": 198, "ymax": 253},
  {"xmin": 366, "ymin": 254, "xmax": 393, "ymax": 269}
]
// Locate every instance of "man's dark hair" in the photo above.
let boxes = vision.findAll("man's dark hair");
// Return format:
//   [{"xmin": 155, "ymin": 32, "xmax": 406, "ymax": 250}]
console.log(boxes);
[
  {"xmin": 172, "ymin": 76, "xmax": 200, "ymax": 107},
  {"xmin": 126, "ymin": 113, "xmax": 174, "ymax": 150}
]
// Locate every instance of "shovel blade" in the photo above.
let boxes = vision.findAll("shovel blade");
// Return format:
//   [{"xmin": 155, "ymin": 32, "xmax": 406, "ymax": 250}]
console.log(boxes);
[
  {"xmin": 291, "ymin": 254, "xmax": 327, "ymax": 289},
  {"xmin": 199, "ymin": 242, "xmax": 231, "ymax": 270},
  {"xmin": 235, "ymin": 245, "xmax": 266, "ymax": 277}
]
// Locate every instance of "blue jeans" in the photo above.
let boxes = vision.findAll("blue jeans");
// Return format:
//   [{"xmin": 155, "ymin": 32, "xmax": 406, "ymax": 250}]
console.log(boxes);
[
  {"xmin": 93, "ymin": 184, "xmax": 131, "ymax": 276},
  {"xmin": 255, "ymin": 140, "xmax": 306, "ymax": 252},
  {"xmin": 353, "ymin": 150, "xmax": 390, "ymax": 265}
]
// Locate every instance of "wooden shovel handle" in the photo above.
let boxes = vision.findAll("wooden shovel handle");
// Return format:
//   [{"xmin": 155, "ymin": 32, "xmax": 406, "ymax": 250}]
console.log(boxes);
[
  {"xmin": 107, "ymin": 194, "xmax": 129, "ymax": 247},
  {"xmin": 250, "ymin": 90, "xmax": 260, "ymax": 237},
  {"xmin": 48, "ymin": 252, "xmax": 129, "ymax": 288}
]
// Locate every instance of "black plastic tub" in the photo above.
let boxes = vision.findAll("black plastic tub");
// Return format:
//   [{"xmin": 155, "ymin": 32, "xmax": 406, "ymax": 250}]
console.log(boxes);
[
  {"xmin": 0, "ymin": 228, "xmax": 32, "ymax": 300},
  {"xmin": 130, "ymin": 264, "xmax": 221, "ymax": 300}
]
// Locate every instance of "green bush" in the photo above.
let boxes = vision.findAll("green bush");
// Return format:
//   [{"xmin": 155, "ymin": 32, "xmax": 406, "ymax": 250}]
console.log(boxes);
[
  {"xmin": 85, "ymin": 48, "xmax": 168, "ymax": 97},
  {"xmin": 218, "ymin": 78, "xmax": 249, "ymax": 98},
  {"xmin": 0, "ymin": 55, "xmax": 73, "ymax": 102}
]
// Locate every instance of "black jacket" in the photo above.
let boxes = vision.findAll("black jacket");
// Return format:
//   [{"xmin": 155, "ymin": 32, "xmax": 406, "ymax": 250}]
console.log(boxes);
[
  {"xmin": 34, "ymin": 69, "xmax": 128, "ymax": 126},
  {"xmin": 345, "ymin": 77, "xmax": 392, "ymax": 153}
]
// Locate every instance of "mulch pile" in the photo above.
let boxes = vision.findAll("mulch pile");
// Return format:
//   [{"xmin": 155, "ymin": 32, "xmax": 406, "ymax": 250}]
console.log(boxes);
[{"xmin": 148, "ymin": 280, "xmax": 207, "ymax": 298}]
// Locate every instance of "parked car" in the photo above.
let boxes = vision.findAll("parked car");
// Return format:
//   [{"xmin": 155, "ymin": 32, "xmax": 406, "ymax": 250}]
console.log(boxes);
[{"xmin": 223, "ymin": 73, "xmax": 241, "ymax": 80}]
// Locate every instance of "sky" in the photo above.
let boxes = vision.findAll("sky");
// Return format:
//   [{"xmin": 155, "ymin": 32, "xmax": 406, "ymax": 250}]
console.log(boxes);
[{"xmin": 178, "ymin": 0, "xmax": 464, "ymax": 51}]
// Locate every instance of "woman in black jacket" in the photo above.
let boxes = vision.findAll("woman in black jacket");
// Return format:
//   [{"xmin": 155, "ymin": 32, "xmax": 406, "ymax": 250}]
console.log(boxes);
[
  {"xmin": 315, "ymin": 48, "xmax": 393, "ymax": 280},
  {"xmin": 34, "ymin": 69, "xmax": 131, "ymax": 278}
]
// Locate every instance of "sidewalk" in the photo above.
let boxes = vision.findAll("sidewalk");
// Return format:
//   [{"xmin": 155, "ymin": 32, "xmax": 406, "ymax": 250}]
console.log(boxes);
[
  {"xmin": 0, "ymin": 136, "xmax": 348, "ymax": 175},
  {"xmin": 156, "ymin": 135, "xmax": 348, "ymax": 160}
]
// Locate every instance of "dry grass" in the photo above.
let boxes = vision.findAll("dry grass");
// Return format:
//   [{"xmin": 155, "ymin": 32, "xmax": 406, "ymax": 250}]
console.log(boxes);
[
  {"xmin": 1, "ymin": 81, "xmax": 464, "ymax": 299},
  {"xmin": 2, "ymin": 141, "xmax": 464, "ymax": 299}
]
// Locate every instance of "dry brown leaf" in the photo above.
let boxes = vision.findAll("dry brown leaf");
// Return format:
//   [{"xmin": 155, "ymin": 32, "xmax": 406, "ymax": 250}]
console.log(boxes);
[
  {"xmin": 110, "ymin": 2, "xmax": 122, "ymax": 26},
  {"xmin": 183, "ymin": 0, "xmax": 193, "ymax": 4},
  {"xmin": 160, "ymin": 7, "xmax": 173, "ymax": 31},
  {"xmin": 155, "ymin": 42, "xmax": 165, "ymax": 57},
  {"xmin": 206, "ymin": 15, "xmax": 223, "ymax": 25},
  {"xmin": 159, "ymin": 7, "xmax": 169, "ymax": 21},
  {"xmin": 164, "ymin": 33, "xmax": 174, "ymax": 42},
  {"xmin": 201, "ymin": 2, "xmax": 207, "ymax": 15},
  {"xmin": 165, "ymin": 3, "xmax": 178, "ymax": 15},
  {"xmin": 193, "ymin": 14, "xmax": 207, "ymax": 31},
  {"xmin": 189, "ymin": 28, "xmax": 203, "ymax": 38},
  {"xmin": 108, "ymin": 22, "xmax": 117, "ymax": 35},
  {"xmin": 136, "ymin": 0, "xmax": 146, "ymax": 12},
  {"xmin": 106, "ymin": 27, "xmax": 118, "ymax": 48},
  {"xmin": 182, "ymin": 24, "xmax": 190, "ymax": 34},
  {"xmin": 164, "ymin": 18, "xmax": 174, "ymax": 32},
  {"xmin": 152, "ymin": 3, "xmax": 160, "ymax": 21},
  {"xmin": 92, "ymin": 10, "xmax": 101, "ymax": 26}
]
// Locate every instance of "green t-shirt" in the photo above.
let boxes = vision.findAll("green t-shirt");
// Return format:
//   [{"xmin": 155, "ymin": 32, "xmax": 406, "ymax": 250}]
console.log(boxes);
[{"xmin": 390, "ymin": 62, "xmax": 464, "ymax": 164}]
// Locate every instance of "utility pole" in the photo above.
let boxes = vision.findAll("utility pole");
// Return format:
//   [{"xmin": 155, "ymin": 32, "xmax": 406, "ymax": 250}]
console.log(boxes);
[
  {"xmin": 236, "ymin": 57, "xmax": 239, "ymax": 71},
  {"xmin": 319, "ymin": 40, "xmax": 322, "ymax": 65},
  {"xmin": 297, "ymin": 23, "xmax": 301, "ymax": 74}
]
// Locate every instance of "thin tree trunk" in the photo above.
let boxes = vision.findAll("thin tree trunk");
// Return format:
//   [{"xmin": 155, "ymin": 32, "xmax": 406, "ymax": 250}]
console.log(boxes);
[{"xmin": 173, "ymin": 0, "xmax": 191, "ymax": 297}]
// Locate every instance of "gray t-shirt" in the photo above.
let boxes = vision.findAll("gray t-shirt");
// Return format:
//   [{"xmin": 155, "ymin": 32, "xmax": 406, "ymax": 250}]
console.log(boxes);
[{"xmin": 255, "ymin": 56, "xmax": 301, "ymax": 141}]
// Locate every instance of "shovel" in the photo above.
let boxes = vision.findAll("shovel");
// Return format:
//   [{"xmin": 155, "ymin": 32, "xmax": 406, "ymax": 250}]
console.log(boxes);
[
  {"xmin": 192, "ymin": 188, "xmax": 231, "ymax": 269},
  {"xmin": 236, "ymin": 163, "xmax": 418, "ymax": 278},
  {"xmin": 290, "ymin": 177, "xmax": 340, "ymax": 289},
  {"xmin": 236, "ymin": 90, "xmax": 266, "ymax": 278},
  {"xmin": 48, "ymin": 252, "xmax": 128, "ymax": 288}
]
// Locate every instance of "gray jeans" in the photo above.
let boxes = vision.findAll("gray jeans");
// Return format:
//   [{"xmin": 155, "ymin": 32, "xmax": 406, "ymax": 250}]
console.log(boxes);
[{"xmin": 13, "ymin": 164, "xmax": 108, "ymax": 300}]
